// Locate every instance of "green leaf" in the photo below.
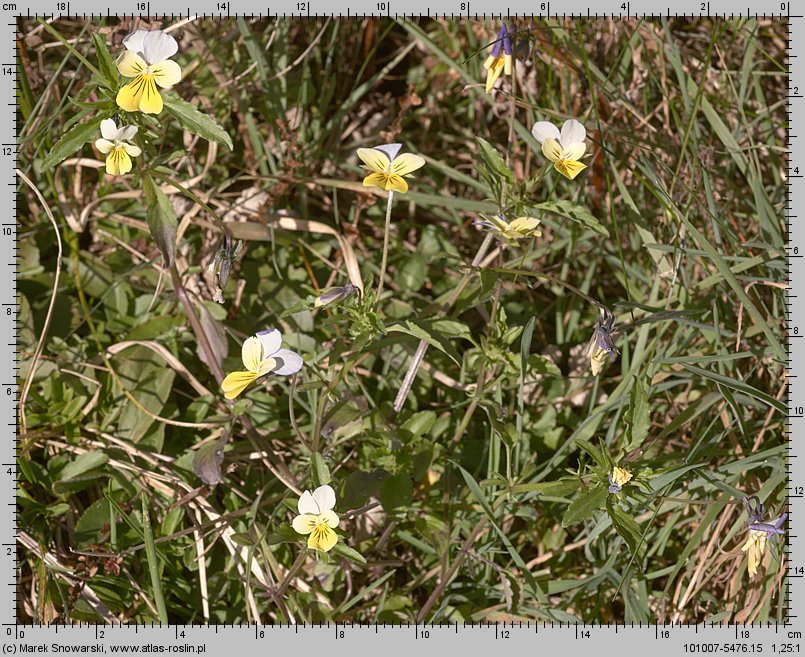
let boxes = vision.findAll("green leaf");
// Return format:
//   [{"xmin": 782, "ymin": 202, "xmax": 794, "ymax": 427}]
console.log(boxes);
[
  {"xmin": 533, "ymin": 200, "xmax": 610, "ymax": 238},
  {"xmin": 400, "ymin": 411, "xmax": 436, "ymax": 439},
  {"xmin": 330, "ymin": 542, "xmax": 367, "ymax": 565},
  {"xmin": 112, "ymin": 344, "xmax": 176, "ymax": 443},
  {"xmin": 60, "ymin": 451, "xmax": 109, "ymax": 481},
  {"xmin": 574, "ymin": 440, "xmax": 609, "ymax": 469},
  {"xmin": 623, "ymin": 377, "xmax": 651, "ymax": 452},
  {"xmin": 162, "ymin": 95, "xmax": 234, "ymax": 150},
  {"xmin": 512, "ymin": 479, "xmax": 581, "ymax": 497},
  {"xmin": 36, "ymin": 116, "xmax": 103, "ymax": 173},
  {"xmin": 143, "ymin": 175, "xmax": 178, "ymax": 266},
  {"xmin": 476, "ymin": 137, "xmax": 514, "ymax": 184},
  {"xmin": 562, "ymin": 484, "xmax": 608, "ymax": 527},
  {"xmin": 607, "ymin": 503, "xmax": 647, "ymax": 562},
  {"xmin": 528, "ymin": 354, "xmax": 561, "ymax": 376},
  {"xmin": 192, "ymin": 437, "xmax": 226, "ymax": 485},
  {"xmin": 387, "ymin": 319, "xmax": 463, "ymax": 365},
  {"xmin": 379, "ymin": 474, "xmax": 413, "ymax": 512},
  {"xmin": 92, "ymin": 32, "xmax": 119, "ymax": 90},
  {"xmin": 311, "ymin": 452, "xmax": 331, "ymax": 487}
]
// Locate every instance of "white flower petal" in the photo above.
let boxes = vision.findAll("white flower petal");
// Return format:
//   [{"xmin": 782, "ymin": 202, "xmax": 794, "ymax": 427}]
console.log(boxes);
[
  {"xmin": 255, "ymin": 329, "xmax": 282, "ymax": 357},
  {"xmin": 94, "ymin": 138, "xmax": 114, "ymax": 154},
  {"xmin": 123, "ymin": 144, "xmax": 141, "ymax": 157},
  {"xmin": 560, "ymin": 119, "xmax": 586, "ymax": 147},
  {"xmin": 142, "ymin": 29, "xmax": 178, "ymax": 65},
  {"xmin": 271, "ymin": 349, "xmax": 303, "ymax": 376},
  {"xmin": 531, "ymin": 121, "xmax": 561, "ymax": 144},
  {"xmin": 118, "ymin": 125, "xmax": 138, "ymax": 141},
  {"xmin": 122, "ymin": 29, "xmax": 149, "ymax": 54},
  {"xmin": 373, "ymin": 143, "xmax": 402, "ymax": 161},
  {"xmin": 100, "ymin": 118, "xmax": 118, "ymax": 141},
  {"xmin": 312, "ymin": 485, "xmax": 336, "ymax": 512},
  {"xmin": 298, "ymin": 490, "xmax": 320, "ymax": 515}
]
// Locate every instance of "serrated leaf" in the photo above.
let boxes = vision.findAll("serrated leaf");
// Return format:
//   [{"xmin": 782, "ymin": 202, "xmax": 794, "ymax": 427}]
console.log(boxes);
[
  {"xmin": 53, "ymin": 470, "xmax": 110, "ymax": 496},
  {"xmin": 562, "ymin": 483, "xmax": 608, "ymax": 527},
  {"xmin": 92, "ymin": 32, "xmax": 118, "ymax": 90},
  {"xmin": 533, "ymin": 200, "xmax": 610, "ymax": 237},
  {"xmin": 476, "ymin": 137, "xmax": 513, "ymax": 184},
  {"xmin": 330, "ymin": 542, "xmax": 367, "ymax": 565},
  {"xmin": 624, "ymin": 377, "xmax": 651, "ymax": 452},
  {"xmin": 143, "ymin": 175, "xmax": 178, "ymax": 266},
  {"xmin": 162, "ymin": 96, "xmax": 233, "ymax": 150},
  {"xmin": 37, "ymin": 116, "xmax": 103, "ymax": 173}
]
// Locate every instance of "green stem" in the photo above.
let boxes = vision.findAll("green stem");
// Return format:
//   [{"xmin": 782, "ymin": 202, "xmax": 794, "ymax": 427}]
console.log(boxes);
[{"xmin": 375, "ymin": 190, "xmax": 394, "ymax": 302}]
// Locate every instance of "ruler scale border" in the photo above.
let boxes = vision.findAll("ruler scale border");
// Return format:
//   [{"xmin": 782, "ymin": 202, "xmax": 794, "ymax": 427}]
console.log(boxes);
[{"xmin": 11, "ymin": 2, "xmax": 798, "ymax": 652}]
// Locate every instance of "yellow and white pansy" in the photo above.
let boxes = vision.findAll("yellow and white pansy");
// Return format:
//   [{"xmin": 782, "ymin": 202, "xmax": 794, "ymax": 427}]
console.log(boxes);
[
  {"xmin": 475, "ymin": 214, "xmax": 541, "ymax": 244},
  {"xmin": 356, "ymin": 143, "xmax": 425, "ymax": 194},
  {"xmin": 291, "ymin": 484, "xmax": 340, "ymax": 552},
  {"xmin": 531, "ymin": 119, "xmax": 588, "ymax": 181},
  {"xmin": 94, "ymin": 118, "xmax": 141, "ymax": 176},
  {"xmin": 608, "ymin": 466, "xmax": 632, "ymax": 493},
  {"xmin": 116, "ymin": 29, "xmax": 182, "ymax": 115},
  {"xmin": 221, "ymin": 328, "xmax": 303, "ymax": 400}
]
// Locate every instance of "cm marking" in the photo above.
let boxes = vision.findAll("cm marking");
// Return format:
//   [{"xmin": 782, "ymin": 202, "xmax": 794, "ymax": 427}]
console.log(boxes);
[{"xmin": 789, "ymin": 632, "xmax": 803, "ymax": 639}]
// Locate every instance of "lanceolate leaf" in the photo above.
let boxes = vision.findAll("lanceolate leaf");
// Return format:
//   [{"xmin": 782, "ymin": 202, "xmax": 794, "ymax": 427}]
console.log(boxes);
[
  {"xmin": 37, "ymin": 116, "xmax": 103, "ymax": 173},
  {"xmin": 143, "ymin": 175, "xmax": 178, "ymax": 266},
  {"xmin": 162, "ymin": 95, "xmax": 234, "ymax": 150}
]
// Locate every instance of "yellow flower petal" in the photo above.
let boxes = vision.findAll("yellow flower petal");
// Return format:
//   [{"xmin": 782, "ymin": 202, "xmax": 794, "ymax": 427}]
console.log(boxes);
[
  {"xmin": 241, "ymin": 336, "xmax": 263, "ymax": 372},
  {"xmin": 554, "ymin": 159, "xmax": 587, "ymax": 180},
  {"xmin": 390, "ymin": 153, "xmax": 425, "ymax": 176},
  {"xmin": 105, "ymin": 147, "xmax": 132, "ymax": 176},
  {"xmin": 485, "ymin": 56, "xmax": 505, "ymax": 93},
  {"xmin": 151, "ymin": 59, "xmax": 182, "ymax": 88},
  {"xmin": 116, "ymin": 77, "xmax": 146, "ymax": 112},
  {"xmin": 611, "ymin": 467, "xmax": 633, "ymax": 488},
  {"xmin": 292, "ymin": 513, "xmax": 318, "ymax": 535},
  {"xmin": 308, "ymin": 523, "xmax": 338, "ymax": 552},
  {"xmin": 137, "ymin": 75, "xmax": 163, "ymax": 114},
  {"xmin": 508, "ymin": 217, "xmax": 540, "ymax": 233},
  {"xmin": 117, "ymin": 50, "xmax": 147, "ymax": 77},
  {"xmin": 590, "ymin": 347, "xmax": 608, "ymax": 376},
  {"xmin": 384, "ymin": 174, "xmax": 408, "ymax": 193},
  {"xmin": 221, "ymin": 371, "xmax": 258, "ymax": 399},
  {"xmin": 362, "ymin": 172, "xmax": 393, "ymax": 192},
  {"xmin": 357, "ymin": 147, "xmax": 391, "ymax": 174},
  {"xmin": 742, "ymin": 530, "xmax": 767, "ymax": 577},
  {"xmin": 541, "ymin": 138, "xmax": 563, "ymax": 163}
]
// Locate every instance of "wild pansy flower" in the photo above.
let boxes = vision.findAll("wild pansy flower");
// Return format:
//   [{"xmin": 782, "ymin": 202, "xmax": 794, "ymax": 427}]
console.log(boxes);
[
  {"xmin": 291, "ymin": 484, "xmax": 340, "ymax": 552},
  {"xmin": 586, "ymin": 305, "xmax": 617, "ymax": 376},
  {"xmin": 315, "ymin": 283, "xmax": 359, "ymax": 308},
  {"xmin": 475, "ymin": 214, "xmax": 541, "ymax": 244},
  {"xmin": 116, "ymin": 29, "xmax": 182, "ymax": 115},
  {"xmin": 483, "ymin": 24, "xmax": 513, "ymax": 93},
  {"xmin": 741, "ymin": 496, "xmax": 787, "ymax": 577},
  {"xmin": 356, "ymin": 143, "xmax": 425, "ymax": 194},
  {"xmin": 94, "ymin": 119, "xmax": 141, "ymax": 176},
  {"xmin": 608, "ymin": 466, "xmax": 633, "ymax": 493},
  {"xmin": 531, "ymin": 119, "xmax": 588, "ymax": 180},
  {"xmin": 221, "ymin": 328, "xmax": 303, "ymax": 400}
]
